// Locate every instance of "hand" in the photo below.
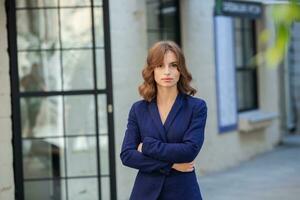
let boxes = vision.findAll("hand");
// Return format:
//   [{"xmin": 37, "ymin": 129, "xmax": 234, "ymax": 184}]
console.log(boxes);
[
  {"xmin": 172, "ymin": 161, "xmax": 195, "ymax": 172},
  {"xmin": 137, "ymin": 143, "xmax": 143, "ymax": 152}
]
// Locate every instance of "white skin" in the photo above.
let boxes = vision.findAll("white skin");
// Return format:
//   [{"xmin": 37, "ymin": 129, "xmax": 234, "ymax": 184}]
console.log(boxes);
[{"xmin": 137, "ymin": 51, "xmax": 195, "ymax": 172}]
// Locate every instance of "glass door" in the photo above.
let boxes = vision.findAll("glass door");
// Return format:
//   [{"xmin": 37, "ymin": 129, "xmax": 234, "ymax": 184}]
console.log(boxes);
[{"xmin": 7, "ymin": 0, "xmax": 116, "ymax": 199}]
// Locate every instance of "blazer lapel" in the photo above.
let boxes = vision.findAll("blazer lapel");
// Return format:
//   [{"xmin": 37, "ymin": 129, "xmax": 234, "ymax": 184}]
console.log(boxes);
[
  {"xmin": 147, "ymin": 92, "xmax": 184, "ymax": 142},
  {"xmin": 164, "ymin": 92, "xmax": 184, "ymax": 133},
  {"xmin": 148, "ymin": 100, "xmax": 168, "ymax": 142}
]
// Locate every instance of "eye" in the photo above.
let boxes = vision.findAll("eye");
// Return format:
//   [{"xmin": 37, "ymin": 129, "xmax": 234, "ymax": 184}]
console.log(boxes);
[
  {"xmin": 157, "ymin": 64, "xmax": 163, "ymax": 68},
  {"xmin": 171, "ymin": 63, "xmax": 178, "ymax": 68}
]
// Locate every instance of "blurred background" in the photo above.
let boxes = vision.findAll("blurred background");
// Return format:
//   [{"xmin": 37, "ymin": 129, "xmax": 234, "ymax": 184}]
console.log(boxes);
[{"xmin": 0, "ymin": 0, "xmax": 299, "ymax": 200}]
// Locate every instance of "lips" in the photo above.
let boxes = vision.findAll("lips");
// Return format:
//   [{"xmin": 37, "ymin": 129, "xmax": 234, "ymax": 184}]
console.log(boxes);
[{"xmin": 161, "ymin": 78, "xmax": 173, "ymax": 81}]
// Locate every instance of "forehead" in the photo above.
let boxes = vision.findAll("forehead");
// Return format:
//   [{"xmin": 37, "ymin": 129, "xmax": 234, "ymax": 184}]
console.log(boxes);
[{"xmin": 163, "ymin": 51, "xmax": 178, "ymax": 62}]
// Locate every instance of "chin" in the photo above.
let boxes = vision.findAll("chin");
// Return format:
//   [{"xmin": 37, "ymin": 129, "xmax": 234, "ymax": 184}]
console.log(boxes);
[{"xmin": 158, "ymin": 83, "xmax": 177, "ymax": 88}]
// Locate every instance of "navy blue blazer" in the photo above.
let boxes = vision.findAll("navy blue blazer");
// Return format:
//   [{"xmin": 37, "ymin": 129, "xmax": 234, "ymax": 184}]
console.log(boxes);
[{"xmin": 120, "ymin": 92, "xmax": 207, "ymax": 200}]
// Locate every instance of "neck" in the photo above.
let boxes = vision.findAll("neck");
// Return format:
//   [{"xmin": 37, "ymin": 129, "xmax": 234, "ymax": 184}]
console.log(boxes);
[{"xmin": 156, "ymin": 86, "xmax": 179, "ymax": 105}]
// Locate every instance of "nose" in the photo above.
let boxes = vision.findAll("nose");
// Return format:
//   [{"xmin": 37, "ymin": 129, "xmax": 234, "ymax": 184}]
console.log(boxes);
[{"xmin": 163, "ymin": 66, "xmax": 170, "ymax": 75}]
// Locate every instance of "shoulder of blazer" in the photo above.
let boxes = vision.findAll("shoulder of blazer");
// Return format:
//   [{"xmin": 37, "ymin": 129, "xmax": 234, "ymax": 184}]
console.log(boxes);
[
  {"xmin": 184, "ymin": 95, "xmax": 207, "ymax": 110},
  {"xmin": 130, "ymin": 99, "xmax": 149, "ymax": 113}
]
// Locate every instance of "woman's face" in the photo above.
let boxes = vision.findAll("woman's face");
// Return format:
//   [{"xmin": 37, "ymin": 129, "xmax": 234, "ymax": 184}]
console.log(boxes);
[{"xmin": 154, "ymin": 51, "xmax": 180, "ymax": 89}]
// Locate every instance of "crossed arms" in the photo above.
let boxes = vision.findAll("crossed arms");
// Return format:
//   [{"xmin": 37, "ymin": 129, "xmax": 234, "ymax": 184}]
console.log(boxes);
[{"xmin": 120, "ymin": 101, "xmax": 207, "ymax": 175}]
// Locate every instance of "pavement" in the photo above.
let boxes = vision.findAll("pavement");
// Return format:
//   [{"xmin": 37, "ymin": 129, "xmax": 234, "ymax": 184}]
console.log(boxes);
[{"xmin": 199, "ymin": 134, "xmax": 300, "ymax": 200}]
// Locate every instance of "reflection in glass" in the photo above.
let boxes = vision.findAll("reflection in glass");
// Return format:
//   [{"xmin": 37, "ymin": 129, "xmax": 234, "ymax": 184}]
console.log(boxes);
[
  {"xmin": 60, "ymin": 0, "xmax": 91, "ymax": 6},
  {"xmin": 96, "ymin": 49, "xmax": 106, "ymax": 89},
  {"xmin": 66, "ymin": 137, "xmax": 97, "ymax": 177},
  {"xmin": 99, "ymin": 135, "xmax": 109, "ymax": 175},
  {"xmin": 24, "ymin": 179, "xmax": 66, "ymax": 200},
  {"xmin": 234, "ymin": 18, "xmax": 255, "ymax": 67},
  {"xmin": 98, "ymin": 95, "xmax": 107, "ymax": 134},
  {"xmin": 162, "ymin": 31, "xmax": 175, "ymax": 41},
  {"xmin": 146, "ymin": 2, "xmax": 159, "ymax": 29},
  {"xmin": 17, "ymin": 9, "xmax": 59, "ymax": 50},
  {"xmin": 237, "ymin": 71, "xmax": 245, "ymax": 110},
  {"xmin": 146, "ymin": 1, "xmax": 160, "ymax": 47},
  {"xmin": 162, "ymin": 7, "xmax": 177, "ymax": 31},
  {"xmin": 234, "ymin": 18, "xmax": 241, "ymax": 29},
  {"xmin": 21, "ymin": 97, "xmax": 63, "ymax": 138},
  {"xmin": 237, "ymin": 70, "xmax": 256, "ymax": 110},
  {"xmin": 244, "ymin": 30, "xmax": 255, "ymax": 65},
  {"xmin": 64, "ymin": 95, "xmax": 95, "ymax": 135},
  {"xmin": 23, "ymin": 138, "xmax": 65, "ymax": 179},
  {"xmin": 60, "ymin": 8, "xmax": 92, "ymax": 48},
  {"xmin": 19, "ymin": 63, "xmax": 46, "ymax": 92},
  {"xmin": 68, "ymin": 178, "xmax": 98, "ymax": 200},
  {"xmin": 101, "ymin": 177, "xmax": 111, "ymax": 200},
  {"xmin": 94, "ymin": 8, "xmax": 104, "ymax": 47},
  {"xmin": 62, "ymin": 50, "xmax": 93, "ymax": 90},
  {"xmin": 94, "ymin": 0, "xmax": 103, "ymax": 6},
  {"xmin": 146, "ymin": 0, "xmax": 180, "ymax": 47},
  {"xmin": 243, "ymin": 19, "xmax": 251, "ymax": 29},
  {"xmin": 16, "ymin": 0, "xmax": 58, "ymax": 8},
  {"xmin": 18, "ymin": 51, "xmax": 62, "ymax": 92},
  {"xmin": 234, "ymin": 30, "xmax": 243, "ymax": 67}
]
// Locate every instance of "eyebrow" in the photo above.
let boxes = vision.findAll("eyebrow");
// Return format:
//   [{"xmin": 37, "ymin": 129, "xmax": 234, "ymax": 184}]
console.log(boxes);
[{"xmin": 169, "ymin": 61, "xmax": 178, "ymax": 64}]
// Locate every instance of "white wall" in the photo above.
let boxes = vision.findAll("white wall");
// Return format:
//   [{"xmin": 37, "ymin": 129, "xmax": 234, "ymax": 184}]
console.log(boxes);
[{"xmin": 0, "ymin": 0, "xmax": 15, "ymax": 199}]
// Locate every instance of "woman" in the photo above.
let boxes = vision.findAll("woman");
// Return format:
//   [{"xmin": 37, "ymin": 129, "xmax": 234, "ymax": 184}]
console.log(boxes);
[{"xmin": 120, "ymin": 41, "xmax": 207, "ymax": 200}]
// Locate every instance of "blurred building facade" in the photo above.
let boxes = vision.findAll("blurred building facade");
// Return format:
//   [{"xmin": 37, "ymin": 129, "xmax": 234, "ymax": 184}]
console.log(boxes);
[
  {"xmin": 284, "ymin": 22, "xmax": 300, "ymax": 133},
  {"xmin": 0, "ymin": 0, "xmax": 297, "ymax": 200}
]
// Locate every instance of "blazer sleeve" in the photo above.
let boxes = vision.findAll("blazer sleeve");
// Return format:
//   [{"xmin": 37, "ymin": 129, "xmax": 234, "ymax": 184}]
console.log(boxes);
[
  {"xmin": 142, "ymin": 101, "xmax": 207, "ymax": 163},
  {"xmin": 120, "ymin": 103, "xmax": 173, "ymax": 175}
]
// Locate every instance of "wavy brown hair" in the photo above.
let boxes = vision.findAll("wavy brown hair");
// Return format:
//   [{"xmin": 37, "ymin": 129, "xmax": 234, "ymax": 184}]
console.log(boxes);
[{"xmin": 138, "ymin": 41, "xmax": 197, "ymax": 102}]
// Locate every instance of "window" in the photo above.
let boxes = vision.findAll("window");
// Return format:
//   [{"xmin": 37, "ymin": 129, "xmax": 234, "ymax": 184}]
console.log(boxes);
[
  {"xmin": 146, "ymin": 0, "xmax": 180, "ymax": 47},
  {"xmin": 234, "ymin": 18, "xmax": 258, "ymax": 112},
  {"xmin": 8, "ymin": 0, "xmax": 116, "ymax": 199}
]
